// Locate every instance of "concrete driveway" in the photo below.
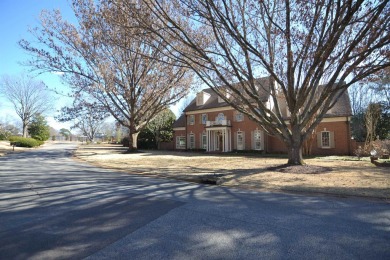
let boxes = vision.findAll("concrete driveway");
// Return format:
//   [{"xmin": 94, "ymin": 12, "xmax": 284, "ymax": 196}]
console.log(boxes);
[{"xmin": 0, "ymin": 143, "xmax": 389, "ymax": 259}]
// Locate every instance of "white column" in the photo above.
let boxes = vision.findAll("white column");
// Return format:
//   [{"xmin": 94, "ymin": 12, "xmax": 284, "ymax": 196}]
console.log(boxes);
[
  {"xmin": 226, "ymin": 129, "xmax": 228, "ymax": 152},
  {"xmin": 221, "ymin": 130, "xmax": 224, "ymax": 152},
  {"xmin": 210, "ymin": 130, "xmax": 213, "ymax": 152},
  {"xmin": 207, "ymin": 130, "xmax": 210, "ymax": 152},
  {"xmin": 206, "ymin": 130, "xmax": 209, "ymax": 152},
  {"xmin": 210, "ymin": 130, "xmax": 213, "ymax": 151},
  {"xmin": 229, "ymin": 129, "xmax": 232, "ymax": 151},
  {"xmin": 214, "ymin": 131, "xmax": 217, "ymax": 151},
  {"xmin": 226, "ymin": 129, "xmax": 229, "ymax": 152},
  {"xmin": 229, "ymin": 129, "xmax": 231, "ymax": 151},
  {"xmin": 223, "ymin": 129, "xmax": 227, "ymax": 152},
  {"xmin": 208, "ymin": 130, "xmax": 210, "ymax": 152}
]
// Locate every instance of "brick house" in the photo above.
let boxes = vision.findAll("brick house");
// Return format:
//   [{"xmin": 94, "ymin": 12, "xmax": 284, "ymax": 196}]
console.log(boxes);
[{"xmin": 173, "ymin": 78, "xmax": 353, "ymax": 155}]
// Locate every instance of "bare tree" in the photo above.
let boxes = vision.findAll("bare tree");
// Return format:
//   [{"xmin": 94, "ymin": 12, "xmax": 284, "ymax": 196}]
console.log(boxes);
[
  {"xmin": 370, "ymin": 67, "xmax": 390, "ymax": 109},
  {"xmin": 56, "ymin": 97, "xmax": 109, "ymax": 142},
  {"xmin": 349, "ymin": 69, "xmax": 389, "ymax": 141},
  {"xmin": 349, "ymin": 84, "xmax": 373, "ymax": 115},
  {"xmin": 138, "ymin": 0, "xmax": 390, "ymax": 164},
  {"xmin": 0, "ymin": 120, "xmax": 20, "ymax": 140},
  {"xmin": 365, "ymin": 103, "xmax": 382, "ymax": 146},
  {"xmin": 0, "ymin": 75, "xmax": 52, "ymax": 137},
  {"xmin": 19, "ymin": 0, "xmax": 193, "ymax": 151}
]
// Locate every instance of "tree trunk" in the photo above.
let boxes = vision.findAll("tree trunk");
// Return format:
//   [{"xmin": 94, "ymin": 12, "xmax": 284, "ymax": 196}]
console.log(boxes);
[
  {"xmin": 302, "ymin": 130, "xmax": 315, "ymax": 156},
  {"xmin": 287, "ymin": 144, "xmax": 304, "ymax": 165},
  {"xmin": 287, "ymin": 127, "xmax": 305, "ymax": 165},
  {"xmin": 22, "ymin": 121, "xmax": 28, "ymax": 138},
  {"xmin": 127, "ymin": 132, "xmax": 139, "ymax": 152},
  {"xmin": 156, "ymin": 132, "xmax": 160, "ymax": 150}
]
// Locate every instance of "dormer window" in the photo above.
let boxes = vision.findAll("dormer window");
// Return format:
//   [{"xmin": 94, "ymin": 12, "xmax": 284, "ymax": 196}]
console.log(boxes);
[
  {"xmin": 196, "ymin": 91, "xmax": 210, "ymax": 106},
  {"xmin": 218, "ymin": 90, "xmax": 230, "ymax": 103}
]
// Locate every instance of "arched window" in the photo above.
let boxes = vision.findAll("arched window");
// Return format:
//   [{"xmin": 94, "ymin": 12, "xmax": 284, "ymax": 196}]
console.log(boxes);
[{"xmin": 216, "ymin": 113, "xmax": 225, "ymax": 124}]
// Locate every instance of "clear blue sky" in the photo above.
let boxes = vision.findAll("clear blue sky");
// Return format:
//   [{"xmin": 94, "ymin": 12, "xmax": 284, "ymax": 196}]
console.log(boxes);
[
  {"xmin": 0, "ymin": 0, "xmax": 188, "ymax": 131},
  {"xmin": 0, "ymin": 0, "xmax": 75, "ymax": 75},
  {"xmin": 0, "ymin": 0, "xmax": 76, "ymax": 130}
]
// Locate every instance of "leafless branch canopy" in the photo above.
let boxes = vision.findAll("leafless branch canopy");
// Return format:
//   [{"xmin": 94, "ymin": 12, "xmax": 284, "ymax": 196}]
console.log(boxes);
[
  {"xmin": 137, "ymin": 0, "xmax": 389, "ymax": 163},
  {"xmin": 0, "ymin": 74, "xmax": 52, "ymax": 137},
  {"xmin": 19, "ymin": 0, "xmax": 194, "ymax": 149}
]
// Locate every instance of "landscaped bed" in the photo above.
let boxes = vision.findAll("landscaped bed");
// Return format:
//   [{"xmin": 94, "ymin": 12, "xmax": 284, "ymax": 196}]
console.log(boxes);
[{"xmin": 74, "ymin": 143, "xmax": 390, "ymax": 200}]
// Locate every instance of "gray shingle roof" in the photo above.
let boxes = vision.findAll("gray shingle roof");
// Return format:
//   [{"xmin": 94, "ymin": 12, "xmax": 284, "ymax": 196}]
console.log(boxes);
[
  {"xmin": 174, "ymin": 79, "xmax": 352, "ymax": 128},
  {"xmin": 172, "ymin": 114, "xmax": 186, "ymax": 128},
  {"xmin": 184, "ymin": 77, "xmax": 272, "ymax": 112},
  {"xmin": 325, "ymin": 90, "xmax": 352, "ymax": 117}
]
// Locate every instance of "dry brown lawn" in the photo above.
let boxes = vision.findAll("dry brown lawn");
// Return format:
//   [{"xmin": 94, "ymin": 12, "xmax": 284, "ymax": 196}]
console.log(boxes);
[
  {"xmin": 74, "ymin": 144, "xmax": 390, "ymax": 200},
  {"xmin": 0, "ymin": 141, "xmax": 30, "ymax": 156}
]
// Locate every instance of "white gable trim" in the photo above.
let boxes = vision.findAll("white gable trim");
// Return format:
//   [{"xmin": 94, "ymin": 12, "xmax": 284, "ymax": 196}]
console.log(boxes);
[
  {"xmin": 320, "ymin": 117, "xmax": 351, "ymax": 122},
  {"xmin": 186, "ymin": 106, "xmax": 234, "ymax": 115}
]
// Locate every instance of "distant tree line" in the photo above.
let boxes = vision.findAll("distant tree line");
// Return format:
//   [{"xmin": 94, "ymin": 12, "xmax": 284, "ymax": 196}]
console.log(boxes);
[{"xmin": 349, "ymin": 68, "xmax": 390, "ymax": 143}]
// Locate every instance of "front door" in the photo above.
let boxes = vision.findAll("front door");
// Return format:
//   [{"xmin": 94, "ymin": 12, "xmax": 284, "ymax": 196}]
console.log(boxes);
[{"xmin": 218, "ymin": 134, "xmax": 223, "ymax": 152}]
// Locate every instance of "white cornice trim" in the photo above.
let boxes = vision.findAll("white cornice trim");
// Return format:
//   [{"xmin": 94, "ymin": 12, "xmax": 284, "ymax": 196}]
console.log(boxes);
[
  {"xmin": 186, "ymin": 106, "xmax": 234, "ymax": 115},
  {"xmin": 283, "ymin": 116, "xmax": 350, "ymax": 124},
  {"xmin": 320, "ymin": 116, "xmax": 351, "ymax": 122},
  {"xmin": 174, "ymin": 116, "xmax": 349, "ymax": 130}
]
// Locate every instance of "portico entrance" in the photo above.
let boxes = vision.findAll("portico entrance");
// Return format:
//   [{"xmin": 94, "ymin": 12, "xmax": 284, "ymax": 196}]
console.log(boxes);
[{"xmin": 205, "ymin": 127, "xmax": 232, "ymax": 152}]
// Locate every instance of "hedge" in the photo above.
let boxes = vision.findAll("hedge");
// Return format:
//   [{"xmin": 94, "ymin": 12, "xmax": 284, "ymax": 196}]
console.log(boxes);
[{"xmin": 8, "ymin": 136, "xmax": 43, "ymax": 148}]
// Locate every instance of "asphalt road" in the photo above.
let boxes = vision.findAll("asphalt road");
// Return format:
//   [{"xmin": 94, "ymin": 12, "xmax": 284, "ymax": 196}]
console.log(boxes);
[{"xmin": 0, "ymin": 143, "xmax": 389, "ymax": 259}]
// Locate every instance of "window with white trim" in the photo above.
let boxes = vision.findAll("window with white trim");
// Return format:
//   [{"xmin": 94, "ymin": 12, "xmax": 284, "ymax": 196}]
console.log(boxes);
[
  {"xmin": 321, "ymin": 131, "xmax": 330, "ymax": 148},
  {"xmin": 216, "ymin": 113, "xmax": 225, "ymax": 124},
  {"xmin": 317, "ymin": 130, "xmax": 335, "ymax": 149},
  {"xmin": 235, "ymin": 112, "xmax": 244, "ymax": 122},
  {"xmin": 188, "ymin": 115, "xmax": 195, "ymax": 125},
  {"xmin": 201, "ymin": 114, "xmax": 207, "ymax": 124},
  {"xmin": 202, "ymin": 132, "xmax": 207, "ymax": 149},
  {"xmin": 237, "ymin": 131, "xmax": 244, "ymax": 150},
  {"xmin": 254, "ymin": 130, "xmax": 262, "ymax": 150},
  {"xmin": 189, "ymin": 134, "xmax": 195, "ymax": 149},
  {"xmin": 176, "ymin": 136, "xmax": 186, "ymax": 149}
]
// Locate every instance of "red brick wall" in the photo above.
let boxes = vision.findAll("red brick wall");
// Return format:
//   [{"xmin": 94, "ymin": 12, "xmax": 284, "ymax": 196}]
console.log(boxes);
[
  {"xmin": 174, "ymin": 108, "xmax": 351, "ymax": 155},
  {"xmin": 159, "ymin": 142, "xmax": 174, "ymax": 150},
  {"xmin": 311, "ymin": 120, "xmax": 351, "ymax": 155},
  {"xmin": 231, "ymin": 113, "xmax": 264, "ymax": 150},
  {"xmin": 265, "ymin": 120, "xmax": 352, "ymax": 155},
  {"xmin": 184, "ymin": 109, "xmax": 266, "ymax": 150},
  {"xmin": 267, "ymin": 135, "xmax": 288, "ymax": 154}
]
